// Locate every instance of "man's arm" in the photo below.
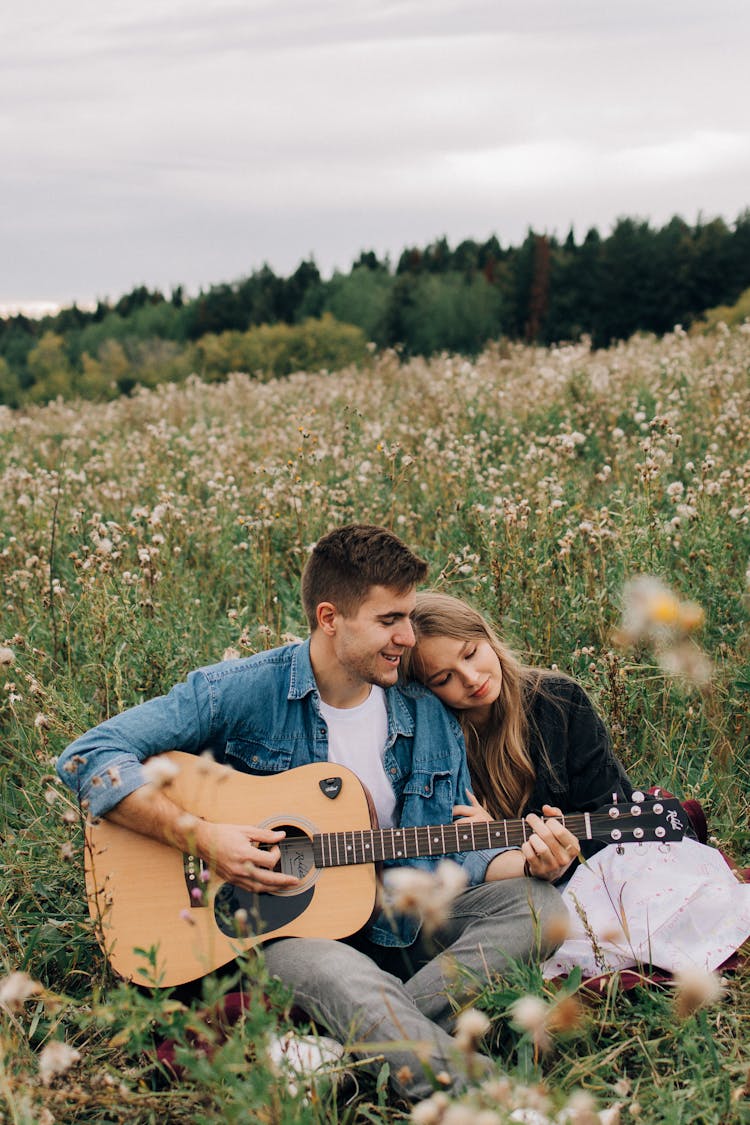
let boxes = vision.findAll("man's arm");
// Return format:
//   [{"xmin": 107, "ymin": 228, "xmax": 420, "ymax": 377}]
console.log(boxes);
[
  {"xmin": 104, "ymin": 786, "xmax": 300, "ymax": 894},
  {"xmin": 58, "ymin": 665, "xmax": 299, "ymax": 892}
]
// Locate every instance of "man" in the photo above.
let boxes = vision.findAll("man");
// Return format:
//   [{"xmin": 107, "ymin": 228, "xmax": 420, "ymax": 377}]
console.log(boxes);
[{"xmin": 58, "ymin": 524, "xmax": 566, "ymax": 1103}]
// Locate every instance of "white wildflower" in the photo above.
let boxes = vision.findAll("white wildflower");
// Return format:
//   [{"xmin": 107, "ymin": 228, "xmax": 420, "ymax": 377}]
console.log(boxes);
[
  {"xmin": 442, "ymin": 1106, "xmax": 476, "ymax": 1125},
  {"xmin": 453, "ymin": 1007, "xmax": 491, "ymax": 1052},
  {"xmin": 0, "ymin": 971, "xmax": 42, "ymax": 1012},
  {"xmin": 142, "ymin": 756, "xmax": 181, "ymax": 788},
  {"xmin": 657, "ymin": 642, "xmax": 713, "ymax": 688},
  {"xmin": 510, "ymin": 995, "xmax": 551, "ymax": 1051},
  {"xmin": 384, "ymin": 860, "xmax": 468, "ymax": 936},
  {"xmin": 38, "ymin": 1040, "xmax": 81, "ymax": 1085},
  {"xmin": 412, "ymin": 1092, "xmax": 450, "ymax": 1123},
  {"xmin": 559, "ymin": 1090, "xmax": 600, "ymax": 1124},
  {"xmin": 672, "ymin": 967, "xmax": 725, "ymax": 1018}
]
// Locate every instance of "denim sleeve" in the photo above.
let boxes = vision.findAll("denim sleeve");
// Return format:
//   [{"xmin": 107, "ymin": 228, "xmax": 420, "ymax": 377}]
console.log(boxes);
[
  {"xmin": 452, "ymin": 750, "xmax": 513, "ymax": 884},
  {"xmin": 56, "ymin": 671, "xmax": 214, "ymax": 817}
]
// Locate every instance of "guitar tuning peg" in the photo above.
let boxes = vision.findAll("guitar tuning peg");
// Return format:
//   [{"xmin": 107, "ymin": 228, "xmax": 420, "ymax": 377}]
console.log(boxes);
[
  {"xmin": 631, "ymin": 790, "xmax": 645, "ymax": 803},
  {"xmin": 616, "ymin": 844, "xmax": 625, "ymax": 855}
]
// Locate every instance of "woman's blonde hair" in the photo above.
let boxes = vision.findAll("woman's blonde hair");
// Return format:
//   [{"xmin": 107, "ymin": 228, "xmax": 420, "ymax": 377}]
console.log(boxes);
[{"xmin": 402, "ymin": 591, "xmax": 546, "ymax": 818}]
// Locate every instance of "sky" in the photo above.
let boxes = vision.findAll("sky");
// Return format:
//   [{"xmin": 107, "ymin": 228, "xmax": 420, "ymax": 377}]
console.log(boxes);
[{"xmin": 4, "ymin": 0, "xmax": 750, "ymax": 314}]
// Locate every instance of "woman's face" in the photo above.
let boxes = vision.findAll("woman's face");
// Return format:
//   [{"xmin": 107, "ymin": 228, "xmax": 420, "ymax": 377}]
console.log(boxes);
[{"xmin": 415, "ymin": 633, "xmax": 503, "ymax": 718}]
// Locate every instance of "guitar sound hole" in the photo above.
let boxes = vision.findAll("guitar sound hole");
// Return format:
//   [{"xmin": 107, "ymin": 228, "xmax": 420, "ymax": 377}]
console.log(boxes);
[{"xmin": 273, "ymin": 826, "xmax": 315, "ymax": 880}]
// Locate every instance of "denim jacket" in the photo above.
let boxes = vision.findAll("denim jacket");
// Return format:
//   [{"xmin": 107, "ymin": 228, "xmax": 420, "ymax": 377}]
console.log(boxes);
[{"xmin": 57, "ymin": 640, "xmax": 499, "ymax": 946}]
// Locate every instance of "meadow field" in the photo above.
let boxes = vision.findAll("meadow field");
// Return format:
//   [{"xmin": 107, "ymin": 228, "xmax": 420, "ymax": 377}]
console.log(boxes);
[{"xmin": 1, "ymin": 325, "xmax": 749, "ymax": 1123}]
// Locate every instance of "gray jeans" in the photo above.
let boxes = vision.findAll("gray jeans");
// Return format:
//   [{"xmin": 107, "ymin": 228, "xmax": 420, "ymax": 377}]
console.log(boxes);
[{"xmin": 262, "ymin": 877, "xmax": 567, "ymax": 1103}]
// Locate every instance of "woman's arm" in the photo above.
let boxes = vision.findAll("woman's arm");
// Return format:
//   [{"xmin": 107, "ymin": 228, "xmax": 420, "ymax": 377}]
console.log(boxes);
[{"xmin": 454, "ymin": 794, "xmax": 579, "ymax": 882}]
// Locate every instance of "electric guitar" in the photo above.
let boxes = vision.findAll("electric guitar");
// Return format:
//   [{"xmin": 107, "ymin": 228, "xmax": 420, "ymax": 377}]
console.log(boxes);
[{"xmin": 84, "ymin": 752, "xmax": 687, "ymax": 987}]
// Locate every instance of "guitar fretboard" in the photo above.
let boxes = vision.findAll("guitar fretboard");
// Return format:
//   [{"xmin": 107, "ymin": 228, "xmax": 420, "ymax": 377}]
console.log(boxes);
[{"xmin": 312, "ymin": 813, "xmax": 596, "ymax": 868}]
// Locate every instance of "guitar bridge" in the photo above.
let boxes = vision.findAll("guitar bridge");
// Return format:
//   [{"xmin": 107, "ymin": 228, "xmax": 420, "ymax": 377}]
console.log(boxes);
[{"xmin": 183, "ymin": 852, "xmax": 210, "ymax": 907}]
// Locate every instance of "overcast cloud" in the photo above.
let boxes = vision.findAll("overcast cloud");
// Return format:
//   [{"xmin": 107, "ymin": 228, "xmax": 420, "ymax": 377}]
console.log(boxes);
[{"xmin": 4, "ymin": 0, "xmax": 750, "ymax": 311}]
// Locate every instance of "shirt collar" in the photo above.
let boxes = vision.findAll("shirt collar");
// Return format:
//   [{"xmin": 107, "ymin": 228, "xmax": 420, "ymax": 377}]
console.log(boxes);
[{"xmin": 288, "ymin": 637, "xmax": 415, "ymax": 737}]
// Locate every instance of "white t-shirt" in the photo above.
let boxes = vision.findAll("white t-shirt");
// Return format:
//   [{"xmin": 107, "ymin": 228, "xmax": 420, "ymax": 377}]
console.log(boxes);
[{"xmin": 318, "ymin": 686, "xmax": 396, "ymax": 829}]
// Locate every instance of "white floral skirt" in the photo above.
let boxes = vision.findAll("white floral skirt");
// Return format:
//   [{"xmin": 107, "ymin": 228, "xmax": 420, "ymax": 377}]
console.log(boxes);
[{"xmin": 542, "ymin": 837, "xmax": 750, "ymax": 979}]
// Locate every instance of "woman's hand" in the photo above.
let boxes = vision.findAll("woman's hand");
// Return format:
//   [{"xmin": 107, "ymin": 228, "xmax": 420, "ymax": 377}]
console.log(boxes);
[
  {"xmin": 453, "ymin": 790, "xmax": 492, "ymax": 822},
  {"xmin": 521, "ymin": 804, "xmax": 580, "ymax": 882}
]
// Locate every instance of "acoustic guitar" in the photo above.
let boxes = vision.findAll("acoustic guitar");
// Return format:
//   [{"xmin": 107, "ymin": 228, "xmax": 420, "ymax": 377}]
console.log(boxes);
[{"xmin": 84, "ymin": 751, "xmax": 686, "ymax": 987}]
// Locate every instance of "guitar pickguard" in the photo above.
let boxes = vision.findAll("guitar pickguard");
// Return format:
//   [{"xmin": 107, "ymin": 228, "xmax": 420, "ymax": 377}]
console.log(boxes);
[{"xmin": 214, "ymin": 882, "xmax": 316, "ymax": 938}]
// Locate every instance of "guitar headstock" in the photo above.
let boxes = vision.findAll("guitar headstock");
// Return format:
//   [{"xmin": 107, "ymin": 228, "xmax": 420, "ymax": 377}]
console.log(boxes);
[{"xmin": 589, "ymin": 792, "xmax": 688, "ymax": 844}]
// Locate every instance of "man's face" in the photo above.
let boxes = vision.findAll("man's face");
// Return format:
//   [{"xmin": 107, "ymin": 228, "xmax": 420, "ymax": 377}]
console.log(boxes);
[{"xmin": 332, "ymin": 585, "xmax": 417, "ymax": 690}]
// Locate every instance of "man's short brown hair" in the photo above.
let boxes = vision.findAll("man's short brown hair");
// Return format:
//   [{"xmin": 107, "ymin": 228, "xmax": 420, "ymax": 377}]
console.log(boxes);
[{"xmin": 301, "ymin": 524, "xmax": 428, "ymax": 629}]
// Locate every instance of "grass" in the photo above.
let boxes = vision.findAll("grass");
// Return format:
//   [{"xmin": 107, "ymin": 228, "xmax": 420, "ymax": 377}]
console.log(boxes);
[{"xmin": 1, "ymin": 326, "xmax": 749, "ymax": 1122}]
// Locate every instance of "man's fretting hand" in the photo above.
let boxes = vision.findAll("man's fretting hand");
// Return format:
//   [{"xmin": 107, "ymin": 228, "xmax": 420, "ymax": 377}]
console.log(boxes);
[{"xmin": 522, "ymin": 804, "xmax": 580, "ymax": 882}]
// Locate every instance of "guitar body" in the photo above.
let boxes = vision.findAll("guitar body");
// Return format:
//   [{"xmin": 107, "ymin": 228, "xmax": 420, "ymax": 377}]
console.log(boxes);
[{"xmin": 85, "ymin": 753, "xmax": 378, "ymax": 987}]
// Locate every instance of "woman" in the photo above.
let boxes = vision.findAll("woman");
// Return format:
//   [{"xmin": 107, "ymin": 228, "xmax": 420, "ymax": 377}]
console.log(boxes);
[
  {"xmin": 402, "ymin": 593, "xmax": 750, "ymax": 979},
  {"xmin": 401, "ymin": 591, "xmax": 633, "ymax": 885}
]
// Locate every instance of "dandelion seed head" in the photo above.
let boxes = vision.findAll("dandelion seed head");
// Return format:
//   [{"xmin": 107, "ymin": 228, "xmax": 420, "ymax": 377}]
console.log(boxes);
[
  {"xmin": 0, "ymin": 646, "xmax": 14, "ymax": 666},
  {"xmin": 657, "ymin": 642, "xmax": 713, "ymax": 688},
  {"xmin": 0, "ymin": 971, "xmax": 42, "ymax": 1011},
  {"xmin": 544, "ymin": 913, "xmax": 571, "ymax": 947},
  {"xmin": 142, "ymin": 756, "xmax": 181, "ymax": 788},
  {"xmin": 562, "ymin": 1090, "xmax": 599, "ymax": 1124},
  {"xmin": 672, "ymin": 966, "xmax": 725, "ymax": 1018},
  {"xmin": 545, "ymin": 994, "xmax": 583, "ymax": 1034},
  {"xmin": 411, "ymin": 1093, "xmax": 450, "ymax": 1123},
  {"xmin": 395, "ymin": 1064, "xmax": 414, "ymax": 1087},
  {"xmin": 510, "ymin": 995, "xmax": 549, "ymax": 1033},
  {"xmin": 453, "ymin": 1007, "xmax": 491, "ymax": 1051},
  {"xmin": 384, "ymin": 860, "xmax": 467, "ymax": 935},
  {"xmin": 38, "ymin": 1040, "xmax": 81, "ymax": 1085},
  {"xmin": 442, "ymin": 1106, "xmax": 476, "ymax": 1125}
]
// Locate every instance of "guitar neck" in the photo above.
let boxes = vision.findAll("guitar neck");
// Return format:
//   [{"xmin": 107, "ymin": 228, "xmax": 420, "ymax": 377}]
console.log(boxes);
[{"xmin": 313, "ymin": 812, "xmax": 594, "ymax": 868}]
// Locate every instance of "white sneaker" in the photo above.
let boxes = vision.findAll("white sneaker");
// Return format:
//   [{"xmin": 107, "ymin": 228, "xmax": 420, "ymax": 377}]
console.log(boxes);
[{"xmin": 266, "ymin": 1030, "xmax": 346, "ymax": 1097}]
